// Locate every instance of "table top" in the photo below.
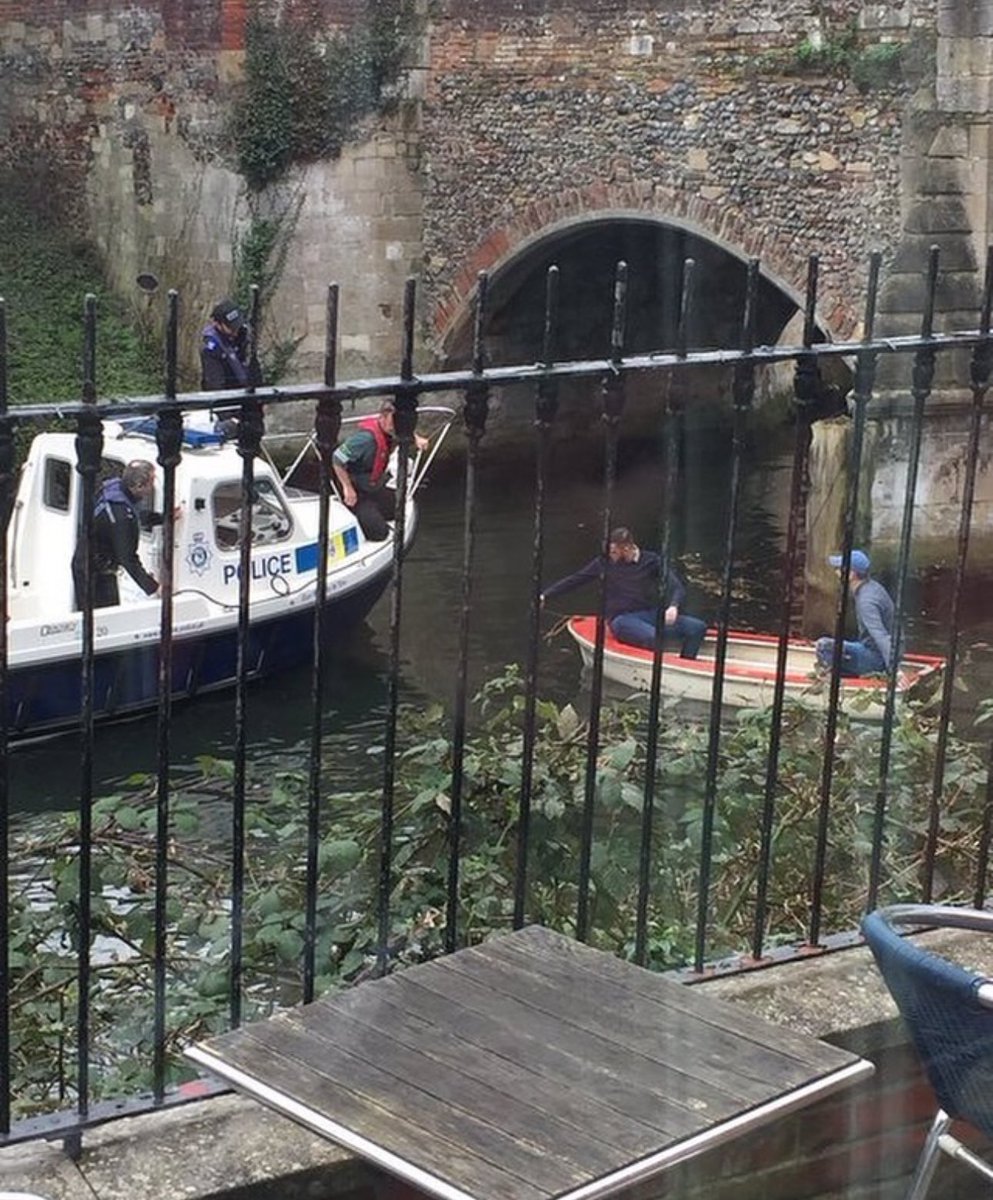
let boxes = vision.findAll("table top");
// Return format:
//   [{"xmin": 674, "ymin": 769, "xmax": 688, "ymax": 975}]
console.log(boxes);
[{"xmin": 186, "ymin": 925, "xmax": 873, "ymax": 1200}]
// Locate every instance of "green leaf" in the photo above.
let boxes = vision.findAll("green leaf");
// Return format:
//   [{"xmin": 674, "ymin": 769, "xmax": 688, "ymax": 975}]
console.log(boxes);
[
  {"xmin": 319, "ymin": 838, "xmax": 362, "ymax": 875},
  {"xmin": 556, "ymin": 705, "xmax": 581, "ymax": 739},
  {"xmin": 197, "ymin": 969, "xmax": 230, "ymax": 999}
]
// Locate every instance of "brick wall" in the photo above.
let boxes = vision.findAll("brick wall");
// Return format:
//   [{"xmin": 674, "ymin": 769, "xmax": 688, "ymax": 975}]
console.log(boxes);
[{"xmin": 2, "ymin": 0, "xmax": 991, "ymax": 419}]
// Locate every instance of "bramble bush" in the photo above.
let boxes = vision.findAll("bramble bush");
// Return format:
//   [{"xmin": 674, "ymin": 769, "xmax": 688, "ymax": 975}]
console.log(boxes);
[{"xmin": 7, "ymin": 667, "xmax": 988, "ymax": 1113}]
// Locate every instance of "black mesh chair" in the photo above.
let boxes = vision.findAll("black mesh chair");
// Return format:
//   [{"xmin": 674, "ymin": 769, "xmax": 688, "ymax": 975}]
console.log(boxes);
[{"xmin": 862, "ymin": 904, "xmax": 993, "ymax": 1200}]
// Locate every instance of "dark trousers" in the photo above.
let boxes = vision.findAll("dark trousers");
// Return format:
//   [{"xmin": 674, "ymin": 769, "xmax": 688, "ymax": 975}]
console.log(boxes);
[
  {"xmin": 609, "ymin": 609, "xmax": 708, "ymax": 659},
  {"xmin": 72, "ymin": 564, "xmax": 120, "ymax": 610},
  {"xmin": 354, "ymin": 485, "xmax": 397, "ymax": 542}
]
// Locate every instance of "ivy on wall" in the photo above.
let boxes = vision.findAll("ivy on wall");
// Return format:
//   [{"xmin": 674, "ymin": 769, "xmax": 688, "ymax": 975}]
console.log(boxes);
[
  {"xmin": 232, "ymin": 187, "xmax": 306, "ymax": 382},
  {"xmin": 230, "ymin": 0, "xmax": 417, "ymax": 192},
  {"xmin": 753, "ymin": 21, "xmax": 907, "ymax": 91}
]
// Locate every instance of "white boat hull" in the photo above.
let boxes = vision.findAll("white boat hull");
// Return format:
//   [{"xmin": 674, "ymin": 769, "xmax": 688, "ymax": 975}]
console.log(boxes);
[{"xmin": 566, "ymin": 617, "xmax": 945, "ymax": 721}]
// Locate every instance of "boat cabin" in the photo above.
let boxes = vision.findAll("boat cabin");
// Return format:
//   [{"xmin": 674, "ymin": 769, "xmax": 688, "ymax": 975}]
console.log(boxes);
[{"xmin": 7, "ymin": 423, "xmax": 360, "ymax": 622}]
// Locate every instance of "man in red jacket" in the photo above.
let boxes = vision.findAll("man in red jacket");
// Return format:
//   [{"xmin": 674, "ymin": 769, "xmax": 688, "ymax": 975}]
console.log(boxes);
[{"xmin": 332, "ymin": 400, "xmax": 428, "ymax": 541}]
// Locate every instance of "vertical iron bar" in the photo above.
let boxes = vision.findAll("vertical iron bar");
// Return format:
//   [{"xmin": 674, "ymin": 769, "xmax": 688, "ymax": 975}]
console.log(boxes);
[
  {"xmin": 694, "ymin": 259, "xmax": 758, "ymax": 973},
  {"xmin": 814, "ymin": 259, "xmax": 883, "ymax": 931},
  {"xmin": 230, "ymin": 283, "xmax": 263, "ymax": 1026},
  {"xmin": 922, "ymin": 250, "xmax": 993, "ymax": 902},
  {"xmin": 635, "ymin": 257, "xmax": 694, "ymax": 966},
  {"xmin": 872, "ymin": 247, "xmax": 938, "ymax": 909},
  {"xmin": 577, "ymin": 261, "xmax": 627, "ymax": 943},
  {"xmin": 751, "ymin": 254, "xmax": 825, "ymax": 960},
  {"xmin": 0, "ymin": 297, "xmax": 10, "ymax": 1134},
  {"xmin": 152, "ymin": 292, "xmax": 182, "ymax": 1101},
  {"xmin": 75, "ymin": 294, "xmax": 101, "ymax": 1129},
  {"xmin": 446, "ymin": 274, "xmax": 490, "ymax": 952},
  {"xmin": 515, "ymin": 267, "xmax": 559, "ymax": 929},
  {"xmin": 377, "ymin": 277, "xmax": 418, "ymax": 975},
  {"xmin": 975, "ymin": 737, "xmax": 993, "ymax": 908},
  {"xmin": 304, "ymin": 285, "xmax": 341, "ymax": 1003}
]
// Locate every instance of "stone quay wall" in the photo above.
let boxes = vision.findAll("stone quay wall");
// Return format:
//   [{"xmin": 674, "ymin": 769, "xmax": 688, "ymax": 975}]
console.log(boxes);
[{"xmin": 0, "ymin": 0, "xmax": 426, "ymax": 398}]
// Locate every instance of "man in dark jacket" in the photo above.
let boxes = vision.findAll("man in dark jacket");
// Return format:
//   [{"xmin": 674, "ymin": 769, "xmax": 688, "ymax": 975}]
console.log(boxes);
[
  {"xmin": 72, "ymin": 461, "xmax": 161, "ymax": 609},
  {"xmin": 541, "ymin": 526, "xmax": 707, "ymax": 658},
  {"xmin": 200, "ymin": 298, "xmax": 256, "ymax": 439},
  {"xmin": 200, "ymin": 298, "xmax": 250, "ymax": 391}
]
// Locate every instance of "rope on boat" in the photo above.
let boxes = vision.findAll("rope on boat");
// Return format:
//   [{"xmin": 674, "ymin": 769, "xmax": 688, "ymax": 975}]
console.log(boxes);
[{"xmin": 543, "ymin": 612, "xmax": 572, "ymax": 642}]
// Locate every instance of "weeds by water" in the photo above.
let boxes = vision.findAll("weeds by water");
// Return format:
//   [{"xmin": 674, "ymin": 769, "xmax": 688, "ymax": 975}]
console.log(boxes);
[
  {"xmin": 0, "ymin": 179, "xmax": 160, "ymax": 410},
  {"xmin": 7, "ymin": 666, "xmax": 988, "ymax": 1114}
]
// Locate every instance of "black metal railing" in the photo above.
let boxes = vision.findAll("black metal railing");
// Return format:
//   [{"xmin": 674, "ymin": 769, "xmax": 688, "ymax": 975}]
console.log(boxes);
[{"xmin": 1, "ymin": 247, "xmax": 991, "ymax": 1148}]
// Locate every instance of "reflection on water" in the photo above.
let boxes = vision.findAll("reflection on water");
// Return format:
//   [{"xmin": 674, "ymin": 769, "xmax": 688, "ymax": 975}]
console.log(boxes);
[{"xmin": 10, "ymin": 428, "xmax": 993, "ymax": 814}]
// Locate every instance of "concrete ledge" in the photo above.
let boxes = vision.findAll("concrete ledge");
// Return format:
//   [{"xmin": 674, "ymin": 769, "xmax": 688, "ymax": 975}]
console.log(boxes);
[
  {"xmin": 0, "ymin": 1093, "xmax": 364, "ymax": 1200},
  {"xmin": 701, "ymin": 926, "xmax": 993, "ymax": 1052}
]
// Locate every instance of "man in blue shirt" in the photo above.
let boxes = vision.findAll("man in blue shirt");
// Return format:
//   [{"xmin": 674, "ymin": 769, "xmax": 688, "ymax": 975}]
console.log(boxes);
[
  {"xmin": 541, "ymin": 527, "xmax": 707, "ymax": 658},
  {"xmin": 815, "ymin": 548, "xmax": 895, "ymax": 676}
]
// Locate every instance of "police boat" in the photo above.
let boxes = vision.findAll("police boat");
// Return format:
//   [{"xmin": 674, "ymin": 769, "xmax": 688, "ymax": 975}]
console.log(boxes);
[{"xmin": 3, "ymin": 411, "xmax": 453, "ymax": 740}]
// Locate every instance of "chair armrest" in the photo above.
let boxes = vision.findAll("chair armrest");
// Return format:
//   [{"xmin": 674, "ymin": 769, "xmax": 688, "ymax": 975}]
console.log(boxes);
[
  {"xmin": 882, "ymin": 904, "xmax": 993, "ymax": 935},
  {"xmin": 878, "ymin": 905, "xmax": 993, "ymax": 1009}
]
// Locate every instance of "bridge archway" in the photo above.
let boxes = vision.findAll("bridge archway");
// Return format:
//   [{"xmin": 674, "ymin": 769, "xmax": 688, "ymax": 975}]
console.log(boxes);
[
  {"xmin": 441, "ymin": 215, "xmax": 808, "ymax": 357},
  {"xmin": 435, "ymin": 211, "xmax": 852, "ymax": 440}
]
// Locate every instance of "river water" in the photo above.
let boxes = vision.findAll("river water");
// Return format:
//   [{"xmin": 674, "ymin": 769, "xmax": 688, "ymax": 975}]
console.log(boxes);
[{"xmin": 10, "ymin": 428, "xmax": 992, "ymax": 813}]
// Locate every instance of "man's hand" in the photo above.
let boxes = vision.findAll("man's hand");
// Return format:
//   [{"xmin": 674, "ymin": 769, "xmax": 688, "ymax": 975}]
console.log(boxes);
[
  {"xmin": 664, "ymin": 604, "xmax": 678, "ymax": 625},
  {"xmin": 342, "ymin": 484, "xmax": 357, "ymax": 508}
]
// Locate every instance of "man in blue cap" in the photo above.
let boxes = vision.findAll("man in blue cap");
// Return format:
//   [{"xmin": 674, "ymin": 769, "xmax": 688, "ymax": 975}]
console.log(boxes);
[{"xmin": 815, "ymin": 548, "xmax": 895, "ymax": 676}]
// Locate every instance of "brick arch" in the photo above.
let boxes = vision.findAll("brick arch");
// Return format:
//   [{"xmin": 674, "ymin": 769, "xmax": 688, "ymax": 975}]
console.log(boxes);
[{"xmin": 431, "ymin": 183, "xmax": 861, "ymax": 355}]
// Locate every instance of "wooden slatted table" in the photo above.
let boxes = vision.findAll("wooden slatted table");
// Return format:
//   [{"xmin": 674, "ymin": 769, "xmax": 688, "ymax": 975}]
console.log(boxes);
[{"xmin": 185, "ymin": 925, "xmax": 873, "ymax": 1200}]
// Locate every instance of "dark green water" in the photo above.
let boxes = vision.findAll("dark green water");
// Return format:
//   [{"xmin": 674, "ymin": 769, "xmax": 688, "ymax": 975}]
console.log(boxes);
[{"xmin": 8, "ymin": 430, "xmax": 987, "ymax": 813}]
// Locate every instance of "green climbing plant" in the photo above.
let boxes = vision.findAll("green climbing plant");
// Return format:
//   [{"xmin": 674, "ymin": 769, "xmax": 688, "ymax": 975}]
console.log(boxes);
[
  {"xmin": 752, "ymin": 22, "xmax": 906, "ymax": 92},
  {"xmin": 232, "ymin": 190, "xmax": 306, "ymax": 383},
  {"xmin": 230, "ymin": 0, "xmax": 417, "ymax": 193}
]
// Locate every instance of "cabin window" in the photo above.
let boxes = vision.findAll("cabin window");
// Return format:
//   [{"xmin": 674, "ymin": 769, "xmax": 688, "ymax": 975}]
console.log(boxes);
[
  {"xmin": 212, "ymin": 478, "xmax": 293, "ymax": 550},
  {"xmin": 42, "ymin": 459, "xmax": 72, "ymax": 512}
]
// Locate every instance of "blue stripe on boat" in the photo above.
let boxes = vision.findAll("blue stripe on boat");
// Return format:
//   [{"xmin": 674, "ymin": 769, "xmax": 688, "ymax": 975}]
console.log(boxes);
[{"xmin": 295, "ymin": 543, "xmax": 318, "ymax": 572}]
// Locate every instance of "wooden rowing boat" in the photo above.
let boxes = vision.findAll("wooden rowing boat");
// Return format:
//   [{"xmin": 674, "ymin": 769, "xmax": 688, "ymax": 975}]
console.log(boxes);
[{"xmin": 566, "ymin": 616, "xmax": 945, "ymax": 720}]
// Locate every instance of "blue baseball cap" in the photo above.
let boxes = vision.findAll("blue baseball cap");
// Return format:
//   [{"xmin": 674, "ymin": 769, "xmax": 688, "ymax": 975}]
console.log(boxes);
[{"xmin": 828, "ymin": 549, "xmax": 870, "ymax": 576}]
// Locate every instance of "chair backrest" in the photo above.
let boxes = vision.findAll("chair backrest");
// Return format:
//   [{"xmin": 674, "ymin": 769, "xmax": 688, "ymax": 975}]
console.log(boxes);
[{"xmin": 862, "ymin": 909, "xmax": 993, "ymax": 1138}]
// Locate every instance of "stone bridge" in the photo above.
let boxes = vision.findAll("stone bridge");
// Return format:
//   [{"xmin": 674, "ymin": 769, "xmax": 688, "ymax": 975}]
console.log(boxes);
[
  {"xmin": 1, "ymin": 1, "xmax": 989, "ymax": 370},
  {"xmin": 1, "ymin": 0, "xmax": 993, "ymax": 535}
]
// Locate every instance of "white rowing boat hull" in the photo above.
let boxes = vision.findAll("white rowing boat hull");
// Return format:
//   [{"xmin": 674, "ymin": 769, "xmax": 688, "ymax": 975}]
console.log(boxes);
[{"xmin": 566, "ymin": 617, "xmax": 945, "ymax": 720}]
